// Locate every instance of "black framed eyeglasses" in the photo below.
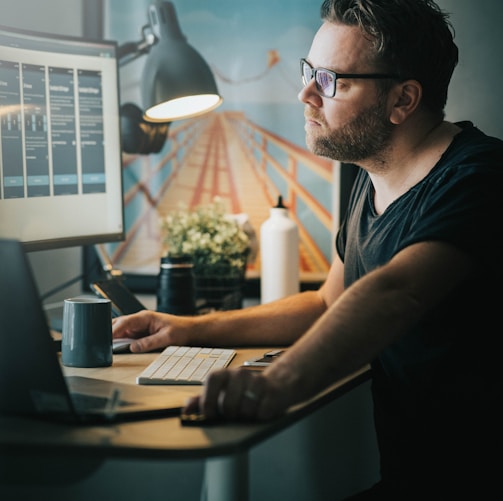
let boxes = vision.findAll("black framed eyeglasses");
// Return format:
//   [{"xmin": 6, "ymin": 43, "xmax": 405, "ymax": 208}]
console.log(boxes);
[{"xmin": 300, "ymin": 58, "xmax": 399, "ymax": 98}]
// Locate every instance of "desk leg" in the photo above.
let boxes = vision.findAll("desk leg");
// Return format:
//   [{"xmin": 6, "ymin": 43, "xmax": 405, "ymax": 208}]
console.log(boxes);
[{"xmin": 202, "ymin": 452, "xmax": 249, "ymax": 501}]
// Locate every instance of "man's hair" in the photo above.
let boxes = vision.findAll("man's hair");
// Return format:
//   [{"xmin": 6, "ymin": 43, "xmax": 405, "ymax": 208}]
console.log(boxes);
[{"xmin": 320, "ymin": 0, "xmax": 458, "ymax": 115}]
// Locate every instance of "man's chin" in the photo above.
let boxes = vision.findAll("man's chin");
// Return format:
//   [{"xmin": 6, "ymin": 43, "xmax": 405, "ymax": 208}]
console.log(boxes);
[
  {"xmin": 305, "ymin": 135, "xmax": 322, "ymax": 155},
  {"xmin": 310, "ymin": 144, "xmax": 355, "ymax": 163},
  {"xmin": 308, "ymin": 138, "xmax": 334, "ymax": 159}
]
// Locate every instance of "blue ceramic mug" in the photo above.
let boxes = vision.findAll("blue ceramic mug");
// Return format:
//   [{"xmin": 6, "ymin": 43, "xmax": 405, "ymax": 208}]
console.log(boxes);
[{"xmin": 61, "ymin": 297, "xmax": 113, "ymax": 368}]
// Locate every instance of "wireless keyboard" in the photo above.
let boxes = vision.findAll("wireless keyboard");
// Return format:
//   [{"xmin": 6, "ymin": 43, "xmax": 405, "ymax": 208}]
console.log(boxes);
[{"xmin": 136, "ymin": 346, "xmax": 236, "ymax": 385}]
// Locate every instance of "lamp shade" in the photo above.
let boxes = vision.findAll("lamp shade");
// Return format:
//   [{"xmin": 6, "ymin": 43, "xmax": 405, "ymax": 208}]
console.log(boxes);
[{"xmin": 141, "ymin": 1, "xmax": 223, "ymax": 122}]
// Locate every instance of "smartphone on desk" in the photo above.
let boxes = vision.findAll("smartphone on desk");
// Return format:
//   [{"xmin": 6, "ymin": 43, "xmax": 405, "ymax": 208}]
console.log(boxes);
[
  {"xmin": 243, "ymin": 349, "xmax": 285, "ymax": 367},
  {"xmin": 90, "ymin": 278, "xmax": 147, "ymax": 317}
]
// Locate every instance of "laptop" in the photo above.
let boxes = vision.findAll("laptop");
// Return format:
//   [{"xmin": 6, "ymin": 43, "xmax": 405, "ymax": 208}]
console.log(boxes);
[{"xmin": 0, "ymin": 238, "xmax": 185, "ymax": 424}]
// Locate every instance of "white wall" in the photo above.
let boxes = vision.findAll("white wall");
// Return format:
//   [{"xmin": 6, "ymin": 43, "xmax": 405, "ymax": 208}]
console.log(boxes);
[
  {"xmin": 442, "ymin": 0, "xmax": 503, "ymax": 139},
  {"xmin": 0, "ymin": 0, "xmax": 82, "ymax": 33}
]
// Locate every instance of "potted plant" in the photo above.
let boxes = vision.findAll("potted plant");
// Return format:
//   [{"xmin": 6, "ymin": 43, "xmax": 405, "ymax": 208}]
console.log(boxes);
[{"xmin": 160, "ymin": 198, "xmax": 251, "ymax": 310}]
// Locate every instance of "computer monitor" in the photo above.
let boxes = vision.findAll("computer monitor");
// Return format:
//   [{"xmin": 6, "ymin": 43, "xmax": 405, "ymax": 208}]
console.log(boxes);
[{"xmin": 0, "ymin": 25, "xmax": 124, "ymax": 252}]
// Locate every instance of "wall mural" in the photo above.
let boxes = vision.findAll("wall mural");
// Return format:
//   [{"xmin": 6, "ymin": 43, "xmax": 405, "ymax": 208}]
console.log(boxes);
[{"xmin": 103, "ymin": 0, "xmax": 340, "ymax": 285}]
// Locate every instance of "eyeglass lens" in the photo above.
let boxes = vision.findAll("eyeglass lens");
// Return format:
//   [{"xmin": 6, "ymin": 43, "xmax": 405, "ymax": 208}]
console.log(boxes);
[{"xmin": 301, "ymin": 60, "xmax": 335, "ymax": 97}]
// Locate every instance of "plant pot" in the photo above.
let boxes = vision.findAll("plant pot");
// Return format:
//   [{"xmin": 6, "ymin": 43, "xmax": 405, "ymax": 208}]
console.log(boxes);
[{"xmin": 194, "ymin": 274, "xmax": 245, "ymax": 311}]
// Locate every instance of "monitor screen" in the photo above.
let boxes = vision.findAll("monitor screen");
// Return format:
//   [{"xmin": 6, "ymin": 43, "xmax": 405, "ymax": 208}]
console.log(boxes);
[{"xmin": 0, "ymin": 25, "xmax": 124, "ymax": 251}]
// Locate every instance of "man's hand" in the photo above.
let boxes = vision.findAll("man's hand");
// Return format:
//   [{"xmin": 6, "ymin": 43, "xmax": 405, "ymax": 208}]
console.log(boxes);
[
  {"xmin": 112, "ymin": 310, "xmax": 193, "ymax": 353},
  {"xmin": 183, "ymin": 367, "xmax": 290, "ymax": 422}
]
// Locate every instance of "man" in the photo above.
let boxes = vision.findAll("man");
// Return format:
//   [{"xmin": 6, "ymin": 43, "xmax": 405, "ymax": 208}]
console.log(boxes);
[{"xmin": 113, "ymin": 0, "xmax": 502, "ymax": 498}]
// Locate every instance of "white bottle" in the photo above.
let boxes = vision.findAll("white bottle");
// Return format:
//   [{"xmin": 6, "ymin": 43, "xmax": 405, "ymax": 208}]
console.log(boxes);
[{"xmin": 260, "ymin": 196, "xmax": 300, "ymax": 304}]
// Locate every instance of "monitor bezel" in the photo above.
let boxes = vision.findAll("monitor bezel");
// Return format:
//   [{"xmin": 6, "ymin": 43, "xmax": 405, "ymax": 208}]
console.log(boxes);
[{"xmin": 0, "ymin": 24, "xmax": 125, "ymax": 253}]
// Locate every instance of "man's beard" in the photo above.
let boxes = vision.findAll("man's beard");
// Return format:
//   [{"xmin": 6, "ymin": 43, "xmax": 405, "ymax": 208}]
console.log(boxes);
[{"xmin": 307, "ymin": 98, "xmax": 394, "ymax": 164}]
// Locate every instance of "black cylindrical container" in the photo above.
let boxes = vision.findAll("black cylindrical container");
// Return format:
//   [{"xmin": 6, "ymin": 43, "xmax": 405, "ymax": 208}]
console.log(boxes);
[{"xmin": 156, "ymin": 255, "xmax": 196, "ymax": 315}]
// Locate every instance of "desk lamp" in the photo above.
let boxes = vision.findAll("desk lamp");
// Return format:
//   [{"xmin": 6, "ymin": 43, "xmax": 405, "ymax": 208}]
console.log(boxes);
[
  {"xmin": 94, "ymin": 1, "xmax": 223, "ymax": 276},
  {"xmin": 118, "ymin": 0, "xmax": 223, "ymax": 153}
]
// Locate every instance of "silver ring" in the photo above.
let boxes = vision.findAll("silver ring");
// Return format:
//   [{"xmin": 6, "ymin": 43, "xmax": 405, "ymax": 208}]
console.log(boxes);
[{"xmin": 243, "ymin": 389, "xmax": 259, "ymax": 402}]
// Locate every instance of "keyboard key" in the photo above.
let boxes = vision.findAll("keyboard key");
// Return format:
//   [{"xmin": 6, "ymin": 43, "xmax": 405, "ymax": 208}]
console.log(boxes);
[{"xmin": 136, "ymin": 346, "xmax": 236, "ymax": 385}]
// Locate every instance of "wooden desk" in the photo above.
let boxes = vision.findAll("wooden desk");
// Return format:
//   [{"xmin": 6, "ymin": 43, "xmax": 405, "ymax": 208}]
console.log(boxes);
[{"xmin": 0, "ymin": 349, "xmax": 370, "ymax": 501}]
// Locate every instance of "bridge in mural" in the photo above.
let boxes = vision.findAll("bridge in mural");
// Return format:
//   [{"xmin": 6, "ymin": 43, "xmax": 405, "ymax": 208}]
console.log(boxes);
[{"xmin": 106, "ymin": 110, "xmax": 337, "ymax": 281}]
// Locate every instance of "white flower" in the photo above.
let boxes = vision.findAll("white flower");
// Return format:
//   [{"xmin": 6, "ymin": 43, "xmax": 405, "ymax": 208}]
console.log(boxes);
[{"xmin": 160, "ymin": 198, "xmax": 250, "ymax": 277}]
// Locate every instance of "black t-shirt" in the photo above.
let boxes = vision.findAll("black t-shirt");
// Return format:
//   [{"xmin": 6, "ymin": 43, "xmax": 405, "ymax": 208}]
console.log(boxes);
[{"xmin": 336, "ymin": 122, "xmax": 503, "ymax": 495}]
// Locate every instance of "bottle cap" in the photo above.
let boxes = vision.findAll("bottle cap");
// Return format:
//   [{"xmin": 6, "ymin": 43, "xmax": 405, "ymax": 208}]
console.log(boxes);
[{"xmin": 274, "ymin": 195, "xmax": 286, "ymax": 208}]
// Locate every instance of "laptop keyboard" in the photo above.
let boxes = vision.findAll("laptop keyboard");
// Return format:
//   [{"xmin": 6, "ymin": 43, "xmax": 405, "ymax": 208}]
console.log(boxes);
[
  {"xmin": 70, "ymin": 392, "xmax": 131, "ymax": 410},
  {"xmin": 136, "ymin": 346, "xmax": 236, "ymax": 385}
]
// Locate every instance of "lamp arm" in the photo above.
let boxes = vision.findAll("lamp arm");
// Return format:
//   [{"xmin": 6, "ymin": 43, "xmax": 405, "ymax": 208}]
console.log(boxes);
[{"xmin": 118, "ymin": 25, "xmax": 157, "ymax": 67}]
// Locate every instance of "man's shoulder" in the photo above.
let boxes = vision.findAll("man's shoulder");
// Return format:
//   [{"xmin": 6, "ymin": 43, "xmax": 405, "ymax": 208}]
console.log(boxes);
[
  {"xmin": 453, "ymin": 120, "xmax": 503, "ymax": 152},
  {"xmin": 435, "ymin": 121, "xmax": 503, "ymax": 180}
]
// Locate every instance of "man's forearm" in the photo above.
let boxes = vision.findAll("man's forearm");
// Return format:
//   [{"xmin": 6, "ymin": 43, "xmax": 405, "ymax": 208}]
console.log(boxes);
[
  {"xmin": 190, "ymin": 290, "xmax": 327, "ymax": 347},
  {"xmin": 264, "ymin": 242, "xmax": 470, "ymax": 408}
]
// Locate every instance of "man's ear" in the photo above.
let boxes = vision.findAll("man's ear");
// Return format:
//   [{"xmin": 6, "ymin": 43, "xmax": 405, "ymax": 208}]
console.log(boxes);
[{"xmin": 389, "ymin": 80, "xmax": 422, "ymax": 124}]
